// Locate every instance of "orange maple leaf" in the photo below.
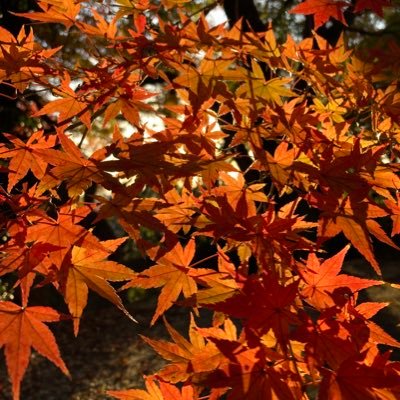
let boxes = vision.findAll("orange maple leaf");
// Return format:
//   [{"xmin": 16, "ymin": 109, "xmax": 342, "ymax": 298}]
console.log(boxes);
[
  {"xmin": 182, "ymin": 251, "xmax": 240, "ymax": 307},
  {"xmin": 34, "ymin": 72, "xmax": 91, "ymax": 127},
  {"xmin": 155, "ymin": 188, "xmax": 198, "ymax": 234},
  {"xmin": 264, "ymin": 141, "xmax": 297, "ymax": 191},
  {"xmin": 0, "ymin": 241, "xmax": 60, "ymax": 278},
  {"xmin": 0, "ymin": 302, "xmax": 69, "ymax": 400},
  {"xmin": 122, "ymin": 240, "xmax": 209, "ymax": 324},
  {"xmin": 0, "ymin": 27, "xmax": 60, "ymax": 91},
  {"xmin": 26, "ymin": 204, "xmax": 103, "ymax": 268},
  {"xmin": 172, "ymin": 50, "xmax": 247, "ymax": 109},
  {"xmin": 299, "ymin": 246, "xmax": 383, "ymax": 309},
  {"xmin": 108, "ymin": 376, "xmax": 199, "ymax": 400},
  {"xmin": 0, "ymin": 131, "xmax": 56, "ymax": 192},
  {"xmin": 294, "ymin": 309, "xmax": 361, "ymax": 370},
  {"xmin": 173, "ymin": 53, "xmax": 246, "ymax": 95},
  {"xmin": 103, "ymin": 88, "xmax": 154, "ymax": 127},
  {"xmin": 76, "ymin": 9, "xmax": 117, "ymax": 38},
  {"xmin": 213, "ymin": 172, "xmax": 269, "ymax": 217},
  {"xmin": 35, "ymin": 130, "xmax": 105, "ymax": 198},
  {"xmin": 14, "ymin": 0, "xmax": 81, "ymax": 29},
  {"xmin": 62, "ymin": 241, "xmax": 136, "ymax": 335},
  {"xmin": 236, "ymin": 60, "xmax": 295, "ymax": 108},
  {"xmin": 94, "ymin": 192, "xmax": 169, "ymax": 251},
  {"xmin": 161, "ymin": 0, "xmax": 191, "ymax": 10},
  {"xmin": 354, "ymin": 302, "xmax": 400, "ymax": 348},
  {"xmin": 99, "ymin": 135, "xmax": 199, "ymax": 189},
  {"xmin": 141, "ymin": 316, "xmax": 226, "ymax": 383}
]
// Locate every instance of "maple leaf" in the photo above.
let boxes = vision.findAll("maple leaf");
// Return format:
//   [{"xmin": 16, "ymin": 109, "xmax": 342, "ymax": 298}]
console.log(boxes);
[
  {"xmin": 205, "ymin": 340, "xmax": 302, "ymax": 400},
  {"xmin": 385, "ymin": 192, "xmax": 400, "ymax": 236},
  {"xmin": 182, "ymin": 251, "xmax": 240, "ymax": 307},
  {"xmin": 289, "ymin": 0, "xmax": 350, "ymax": 30},
  {"xmin": 172, "ymin": 50, "xmax": 247, "ymax": 109},
  {"xmin": 14, "ymin": 0, "xmax": 81, "ymax": 29},
  {"xmin": 122, "ymin": 240, "xmax": 215, "ymax": 324},
  {"xmin": 0, "ymin": 27, "xmax": 60, "ymax": 92},
  {"xmin": 198, "ymin": 195, "xmax": 256, "ymax": 241},
  {"xmin": 3, "ymin": 0, "xmax": 400, "ymax": 397},
  {"xmin": 108, "ymin": 376, "xmax": 199, "ymax": 400},
  {"xmin": 264, "ymin": 142, "xmax": 297, "ymax": 191},
  {"xmin": 155, "ymin": 188, "xmax": 198, "ymax": 234},
  {"xmin": 99, "ymin": 135, "xmax": 204, "ymax": 189},
  {"xmin": 0, "ymin": 131, "xmax": 56, "ymax": 192},
  {"xmin": 308, "ymin": 193, "xmax": 397, "ymax": 274},
  {"xmin": 354, "ymin": 302, "xmax": 400, "ymax": 348},
  {"xmin": 196, "ymin": 317, "xmax": 239, "ymax": 343},
  {"xmin": 162, "ymin": 0, "xmax": 191, "ymax": 10},
  {"xmin": 0, "ymin": 241, "xmax": 61, "ymax": 284},
  {"xmin": 112, "ymin": 0, "xmax": 153, "ymax": 19},
  {"xmin": 0, "ymin": 184, "xmax": 49, "ymax": 245},
  {"xmin": 199, "ymin": 159, "xmax": 239, "ymax": 189},
  {"xmin": 26, "ymin": 204, "xmax": 104, "ymax": 269},
  {"xmin": 76, "ymin": 9, "xmax": 117, "ymax": 38},
  {"xmin": 236, "ymin": 60, "xmax": 295, "ymax": 108},
  {"xmin": 319, "ymin": 354, "xmax": 400, "ymax": 399},
  {"xmin": 360, "ymin": 164, "xmax": 400, "ymax": 200},
  {"xmin": 34, "ymin": 72, "xmax": 91, "ymax": 127},
  {"xmin": 212, "ymin": 275, "xmax": 300, "ymax": 347},
  {"xmin": 354, "ymin": 0, "xmax": 391, "ymax": 17},
  {"xmin": 141, "ymin": 316, "xmax": 225, "ymax": 383},
  {"xmin": 213, "ymin": 172, "xmax": 269, "ymax": 217},
  {"xmin": 0, "ymin": 302, "xmax": 69, "ymax": 400},
  {"xmin": 299, "ymin": 246, "xmax": 383, "ymax": 309},
  {"xmin": 313, "ymin": 97, "xmax": 347, "ymax": 123},
  {"xmin": 94, "ymin": 192, "xmax": 170, "ymax": 252},
  {"xmin": 293, "ymin": 309, "xmax": 361, "ymax": 370},
  {"xmin": 35, "ymin": 130, "xmax": 105, "ymax": 198},
  {"xmin": 173, "ymin": 53, "xmax": 247, "ymax": 94},
  {"xmin": 296, "ymin": 140, "xmax": 378, "ymax": 199},
  {"xmin": 61, "ymin": 241, "xmax": 136, "ymax": 335},
  {"xmin": 103, "ymin": 86, "xmax": 155, "ymax": 127}
]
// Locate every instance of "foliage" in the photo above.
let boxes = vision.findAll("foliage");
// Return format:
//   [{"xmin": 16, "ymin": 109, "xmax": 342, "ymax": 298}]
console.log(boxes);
[{"xmin": 0, "ymin": 0, "xmax": 400, "ymax": 399}]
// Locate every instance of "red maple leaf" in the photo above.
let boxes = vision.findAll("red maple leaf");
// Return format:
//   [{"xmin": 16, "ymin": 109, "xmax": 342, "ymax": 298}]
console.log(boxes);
[
  {"xmin": 319, "ymin": 353, "xmax": 400, "ymax": 399},
  {"xmin": 354, "ymin": 0, "xmax": 391, "ymax": 17},
  {"xmin": 205, "ymin": 340, "xmax": 302, "ymax": 400},
  {"xmin": 308, "ymin": 192, "xmax": 398, "ymax": 274},
  {"xmin": 289, "ymin": 0, "xmax": 350, "ymax": 29},
  {"xmin": 211, "ymin": 275, "xmax": 300, "ymax": 347}
]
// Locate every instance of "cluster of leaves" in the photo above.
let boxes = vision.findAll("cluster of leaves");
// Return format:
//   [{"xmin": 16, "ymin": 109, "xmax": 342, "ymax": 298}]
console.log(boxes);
[{"xmin": 0, "ymin": 0, "xmax": 400, "ymax": 399}]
